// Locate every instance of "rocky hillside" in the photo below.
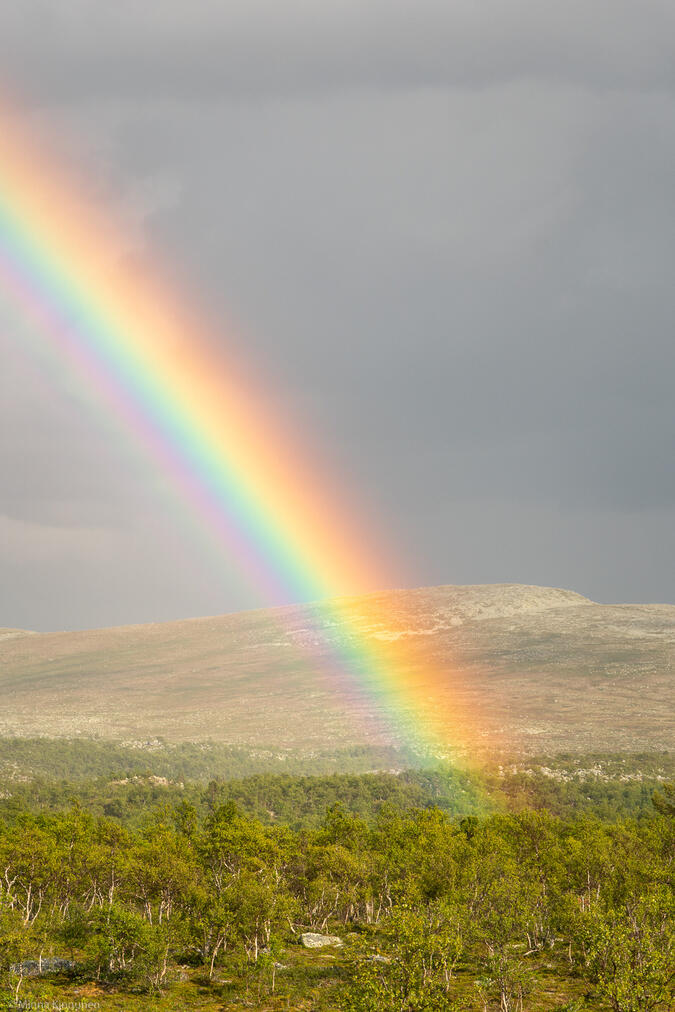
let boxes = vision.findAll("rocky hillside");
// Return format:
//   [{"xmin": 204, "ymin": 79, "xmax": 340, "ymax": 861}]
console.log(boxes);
[{"xmin": 0, "ymin": 584, "xmax": 672, "ymax": 757}]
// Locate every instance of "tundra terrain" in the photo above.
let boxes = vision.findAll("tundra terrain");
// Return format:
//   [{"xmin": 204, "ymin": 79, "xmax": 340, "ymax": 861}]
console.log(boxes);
[{"xmin": 1, "ymin": 584, "xmax": 672, "ymax": 758}]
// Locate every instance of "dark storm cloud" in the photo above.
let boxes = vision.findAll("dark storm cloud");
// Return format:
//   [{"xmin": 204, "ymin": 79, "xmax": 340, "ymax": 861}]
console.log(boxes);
[
  {"xmin": 0, "ymin": 1, "xmax": 674, "ymax": 102},
  {"xmin": 1, "ymin": 3, "xmax": 675, "ymax": 629}
]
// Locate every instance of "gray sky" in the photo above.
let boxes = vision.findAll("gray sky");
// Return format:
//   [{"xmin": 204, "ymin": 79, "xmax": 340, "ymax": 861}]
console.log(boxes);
[{"xmin": 2, "ymin": 1, "xmax": 675, "ymax": 631}]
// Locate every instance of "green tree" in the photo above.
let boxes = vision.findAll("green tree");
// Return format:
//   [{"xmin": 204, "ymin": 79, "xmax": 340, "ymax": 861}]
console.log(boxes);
[
  {"xmin": 467, "ymin": 832, "xmax": 536, "ymax": 1012},
  {"xmin": 346, "ymin": 902, "xmax": 467, "ymax": 1011},
  {"xmin": 87, "ymin": 902, "xmax": 149, "ymax": 980},
  {"xmin": 0, "ymin": 900, "xmax": 35, "ymax": 1004},
  {"xmin": 652, "ymin": 782, "xmax": 675, "ymax": 819},
  {"xmin": 582, "ymin": 889, "xmax": 675, "ymax": 1012}
]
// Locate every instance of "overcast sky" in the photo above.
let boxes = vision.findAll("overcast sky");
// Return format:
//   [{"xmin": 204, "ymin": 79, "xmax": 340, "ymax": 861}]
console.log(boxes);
[{"xmin": 2, "ymin": 1, "xmax": 675, "ymax": 631}]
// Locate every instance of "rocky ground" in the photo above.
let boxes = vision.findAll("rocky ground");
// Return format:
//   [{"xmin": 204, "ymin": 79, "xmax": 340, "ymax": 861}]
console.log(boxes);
[{"xmin": 0, "ymin": 584, "xmax": 672, "ymax": 758}]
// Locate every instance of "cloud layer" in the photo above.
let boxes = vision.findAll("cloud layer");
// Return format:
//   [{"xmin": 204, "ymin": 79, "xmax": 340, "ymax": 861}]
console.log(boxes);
[
  {"xmin": 1, "ymin": 3, "xmax": 674, "ymax": 628},
  {"xmin": 2, "ymin": 2, "xmax": 675, "ymax": 99}
]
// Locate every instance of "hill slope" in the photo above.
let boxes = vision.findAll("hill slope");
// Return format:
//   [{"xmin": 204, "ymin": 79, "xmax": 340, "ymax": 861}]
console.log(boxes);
[{"xmin": 0, "ymin": 584, "xmax": 672, "ymax": 756}]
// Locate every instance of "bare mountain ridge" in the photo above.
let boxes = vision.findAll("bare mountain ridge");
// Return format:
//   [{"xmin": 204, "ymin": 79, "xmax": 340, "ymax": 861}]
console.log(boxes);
[
  {"xmin": 0, "ymin": 629, "xmax": 36, "ymax": 642},
  {"xmin": 0, "ymin": 584, "xmax": 672, "ymax": 756}
]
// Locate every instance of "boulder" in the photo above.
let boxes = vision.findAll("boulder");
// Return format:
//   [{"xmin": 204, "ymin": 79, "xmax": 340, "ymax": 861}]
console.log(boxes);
[
  {"xmin": 10, "ymin": 957, "xmax": 76, "ymax": 977},
  {"xmin": 300, "ymin": 932, "xmax": 343, "ymax": 948}
]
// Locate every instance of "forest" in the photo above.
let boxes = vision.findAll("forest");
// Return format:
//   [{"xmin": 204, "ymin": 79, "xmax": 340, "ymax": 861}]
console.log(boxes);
[{"xmin": 0, "ymin": 750, "xmax": 672, "ymax": 1011}]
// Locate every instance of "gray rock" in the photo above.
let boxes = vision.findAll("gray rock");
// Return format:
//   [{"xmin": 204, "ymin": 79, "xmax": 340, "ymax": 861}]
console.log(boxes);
[
  {"xmin": 10, "ymin": 957, "xmax": 76, "ymax": 977},
  {"xmin": 300, "ymin": 932, "xmax": 343, "ymax": 948}
]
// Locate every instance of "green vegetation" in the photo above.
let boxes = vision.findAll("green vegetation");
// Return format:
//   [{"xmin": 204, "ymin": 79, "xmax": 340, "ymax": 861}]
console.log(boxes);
[
  {"xmin": 0, "ymin": 746, "xmax": 671, "ymax": 1010},
  {"xmin": 0, "ymin": 736, "xmax": 423, "ymax": 783},
  {"xmin": 0, "ymin": 739, "xmax": 669, "ymax": 829}
]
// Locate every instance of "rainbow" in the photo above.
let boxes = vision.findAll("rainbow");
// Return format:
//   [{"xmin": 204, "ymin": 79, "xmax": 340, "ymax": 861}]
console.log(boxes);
[{"xmin": 0, "ymin": 109, "xmax": 484, "ymax": 755}]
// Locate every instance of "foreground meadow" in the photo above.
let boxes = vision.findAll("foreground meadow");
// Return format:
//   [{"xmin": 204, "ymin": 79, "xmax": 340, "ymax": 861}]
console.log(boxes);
[{"xmin": 0, "ymin": 750, "xmax": 672, "ymax": 1011}]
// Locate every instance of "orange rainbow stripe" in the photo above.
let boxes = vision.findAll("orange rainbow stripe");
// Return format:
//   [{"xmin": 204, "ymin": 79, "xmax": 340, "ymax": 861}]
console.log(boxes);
[{"xmin": 0, "ymin": 107, "xmax": 491, "ymax": 756}]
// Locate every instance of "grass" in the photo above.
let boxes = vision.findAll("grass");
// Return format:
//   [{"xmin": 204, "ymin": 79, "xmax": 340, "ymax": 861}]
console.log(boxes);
[{"xmin": 4, "ymin": 937, "xmax": 610, "ymax": 1011}]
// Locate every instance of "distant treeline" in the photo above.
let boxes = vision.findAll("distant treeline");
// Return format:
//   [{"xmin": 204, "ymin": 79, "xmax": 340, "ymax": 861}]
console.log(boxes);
[
  {"xmin": 0, "ymin": 738, "xmax": 670, "ymax": 829},
  {"xmin": 0, "ymin": 735, "xmax": 421, "ymax": 782}
]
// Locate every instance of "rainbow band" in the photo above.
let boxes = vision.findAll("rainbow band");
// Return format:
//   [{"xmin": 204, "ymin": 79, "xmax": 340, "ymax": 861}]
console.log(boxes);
[{"xmin": 0, "ymin": 110, "xmax": 478, "ymax": 754}]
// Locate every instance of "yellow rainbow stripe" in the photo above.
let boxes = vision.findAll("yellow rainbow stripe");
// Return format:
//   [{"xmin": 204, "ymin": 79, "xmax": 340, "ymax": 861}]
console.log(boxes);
[{"xmin": 0, "ymin": 108, "xmax": 488, "ymax": 755}]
